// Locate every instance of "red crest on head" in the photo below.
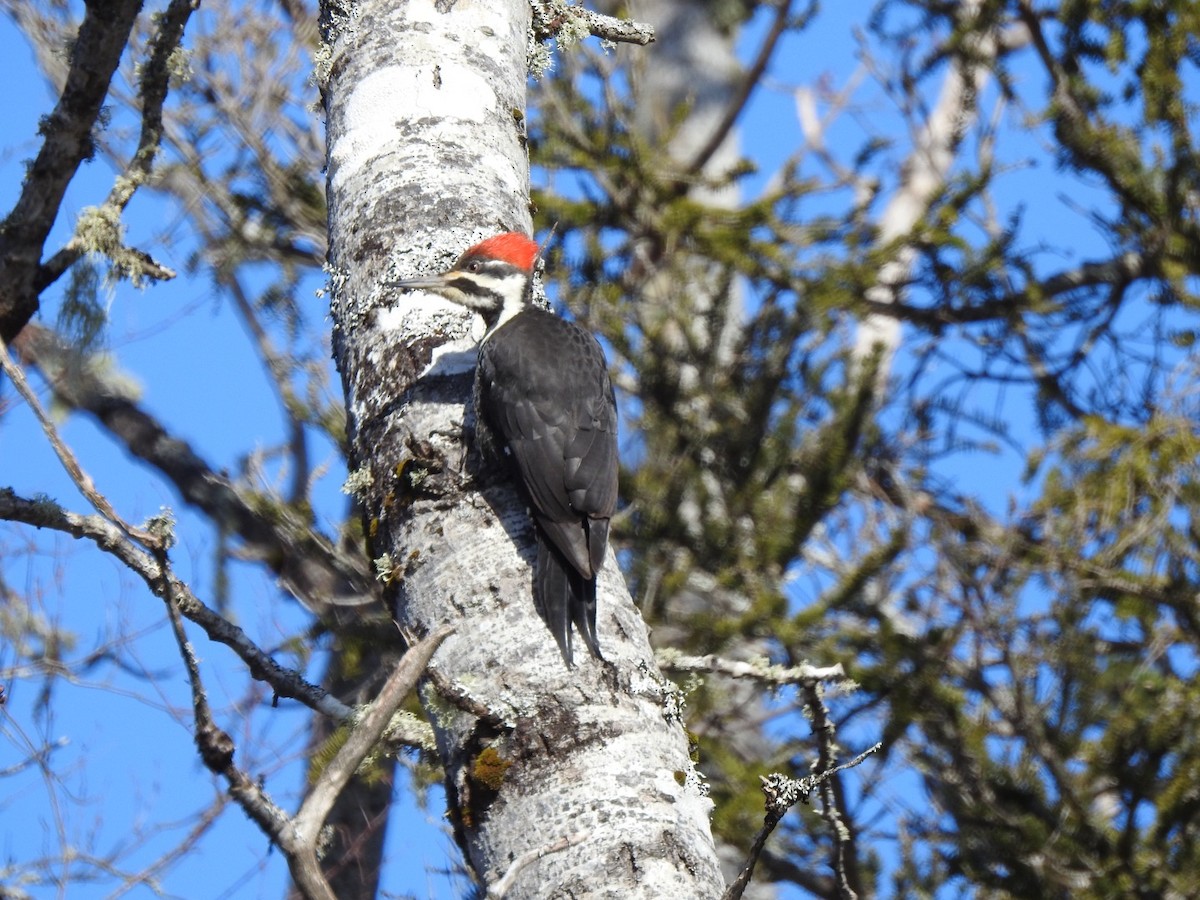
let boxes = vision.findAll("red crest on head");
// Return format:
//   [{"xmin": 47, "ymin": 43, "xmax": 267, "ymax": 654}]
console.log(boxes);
[{"xmin": 469, "ymin": 232, "xmax": 539, "ymax": 272}]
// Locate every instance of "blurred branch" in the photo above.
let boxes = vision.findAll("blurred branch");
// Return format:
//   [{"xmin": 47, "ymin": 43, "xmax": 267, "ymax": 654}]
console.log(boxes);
[
  {"xmin": 859, "ymin": 251, "xmax": 1150, "ymax": 328},
  {"xmin": 685, "ymin": 0, "xmax": 800, "ymax": 177},
  {"xmin": 0, "ymin": 0, "xmax": 143, "ymax": 341},
  {"xmin": 854, "ymin": 0, "xmax": 1014, "ymax": 389},
  {"xmin": 224, "ymin": 273, "xmax": 313, "ymax": 504},
  {"xmin": 40, "ymin": 0, "xmax": 200, "ymax": 289}
]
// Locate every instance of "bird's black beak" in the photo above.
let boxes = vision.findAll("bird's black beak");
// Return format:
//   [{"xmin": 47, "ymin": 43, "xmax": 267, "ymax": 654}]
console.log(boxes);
[{"xmin": 389, "ymin": 273, "xmax": 452, "ymax": 291}]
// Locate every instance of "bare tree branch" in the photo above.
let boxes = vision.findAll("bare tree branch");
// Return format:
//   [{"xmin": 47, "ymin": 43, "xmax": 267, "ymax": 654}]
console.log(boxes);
[
  {"xmin": 531, "ymin": 1, "xmax": 655, "ymax": 46},
  {"xmin": 0, "ymin": 486, "xmax": 439, "ymax": 752},
  {"xmin": 288, "ymin": 626, "xmax": 453, "ymax": 896},
  {"xmin": 39, "ymin": 0, "xmax": 200, "ymax": 289},
  {"xmin": 721, "ymin": 743, "xmax": 882, "ymax": 900},
  {"xmin": 658, "ymin": 649, "xmax": 849, "ymax": 688},
  {"xmin": 685, "ymin": 0, "xmax": 799, "ymax": 177},
  {"xmin": 160, "ymin": 578, "xmax": 303, "ymax": 875},
  {"xmin": 0, "ymin": 491, "xmax": 319, "ymax": 715},
  {"xmin": 801, "ymin": 682, "xmax": 861, "ymax": 900},
  {"xmin": 0, "ymin": 0, "xmax": 144, "ymax": 341}
]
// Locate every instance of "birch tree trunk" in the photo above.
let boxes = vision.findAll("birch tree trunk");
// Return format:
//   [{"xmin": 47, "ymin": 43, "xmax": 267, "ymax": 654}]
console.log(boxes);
[{"xmin": 320, "ymin": 1, "xmax": 723, "ymax": 896}]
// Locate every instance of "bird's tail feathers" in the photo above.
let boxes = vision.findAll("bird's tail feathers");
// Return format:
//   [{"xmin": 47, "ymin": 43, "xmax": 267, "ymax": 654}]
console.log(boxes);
[{"xmin": 536, "ymin": 532, "xmax": 602, "ymax": 667}]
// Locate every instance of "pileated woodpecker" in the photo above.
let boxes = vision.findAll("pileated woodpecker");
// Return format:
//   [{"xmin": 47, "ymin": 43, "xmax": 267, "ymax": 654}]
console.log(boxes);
[{"xmin": 393, "ymin": 233, "xmax": 618, "ymax": 666}]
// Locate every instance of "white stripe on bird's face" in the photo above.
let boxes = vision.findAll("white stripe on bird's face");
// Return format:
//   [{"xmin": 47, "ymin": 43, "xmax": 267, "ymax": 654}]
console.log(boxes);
[{"xmin": 437, "ymin": 267, "xmax": 531, "ymax": 339}]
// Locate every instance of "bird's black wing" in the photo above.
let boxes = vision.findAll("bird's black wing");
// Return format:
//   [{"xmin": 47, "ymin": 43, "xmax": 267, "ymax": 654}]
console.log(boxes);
[
  {"xmin": 477, "ymin": 308, "xmax": 617, "ymax": 663},
  {"xmin": 478, "ymin": 309, "xmax": 618, "ymax": 576}
]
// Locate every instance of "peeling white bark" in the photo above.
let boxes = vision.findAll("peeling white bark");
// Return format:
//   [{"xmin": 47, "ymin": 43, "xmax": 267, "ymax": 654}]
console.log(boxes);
[{"xmin": 323, "ymin": 1, "xmax": 722, "ymax": 896}]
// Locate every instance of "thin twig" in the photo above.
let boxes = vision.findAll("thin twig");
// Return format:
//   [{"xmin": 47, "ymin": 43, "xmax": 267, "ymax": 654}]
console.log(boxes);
[
  {"xmin": 224, "ymin": 273, "xmax": 311, "ymax": 505},
  {"xmin": 0, "ymin": 489, "xmax": 422, "ymax": 738},
  {"xmin": 159, "ymin": 551, "xmax": 300, "ymax": 880},
  {"xmin": 802, "ymin": 682, "xmax": 860, "ymax": 900},
  {"xmin": 721, "ymin": 735, "xmax": 882, "ymax": 900}
]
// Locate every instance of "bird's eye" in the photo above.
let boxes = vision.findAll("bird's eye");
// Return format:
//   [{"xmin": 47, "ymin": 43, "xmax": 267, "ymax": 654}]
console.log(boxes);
[{"xmin": 468, "ymin": 261, "xmax": 481, "ymax": 272}]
